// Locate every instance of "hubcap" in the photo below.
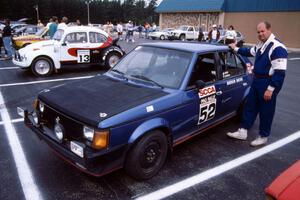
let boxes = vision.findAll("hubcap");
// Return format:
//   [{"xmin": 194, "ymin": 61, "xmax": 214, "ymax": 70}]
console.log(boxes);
[
  {"xmin": 108, "ymin": 55, "xmax": 120, "ymax": 68},
  {"xmin": 35, "ymin": 60, "xmax": 50, "ymax": 75}
]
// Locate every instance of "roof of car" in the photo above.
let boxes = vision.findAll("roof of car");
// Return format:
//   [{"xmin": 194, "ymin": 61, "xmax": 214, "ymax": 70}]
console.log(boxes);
[
  {"xmin": 142, "ymin": 42, "xmax": 229, "ymax": 53},
  {"xmin": 60, "ymin": 25, "xmax": 108, "ymax": 36}
]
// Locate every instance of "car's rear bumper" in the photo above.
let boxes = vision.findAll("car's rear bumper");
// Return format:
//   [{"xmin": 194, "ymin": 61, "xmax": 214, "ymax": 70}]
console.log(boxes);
[{"xmin": 23, "ymin": 109, "xmax": 126, "ymax": 177}]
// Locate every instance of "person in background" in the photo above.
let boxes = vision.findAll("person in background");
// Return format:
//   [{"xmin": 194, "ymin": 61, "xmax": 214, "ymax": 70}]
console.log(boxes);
[
  {"xmin": 144, "ymin": 22, "xmax": 150, "ymax": 39},
  {"xmin": 46, "ymin": 18, "xmax": 53, "ymax": 29},
  {"xmin": 76, "ymin": 19, "xmax": 81, "ymax": 26},
  {"xmin": 116, "ymin": 22, "xmax": 123, "ymax": 40},
  {"xmin": 225, "ymin": 25, "xmax": 237, "ymax": 44},
  {"xmin": 208, "ymin": 24, "xmax": 220, "ymax": 43},
  {"xmin": 57, "ymin": 17, "xmax": 68, "ymax": 30},
  {"xmin": 227, "ymin": 21, "xmax": 288, "ymax": 146},
  {"xmin": 198, "ymin": 24, "xmax": 205, "ymax": 42},
  {"xmin": 138, "ymin": 24, "xmax": 143, "ymax": 38},
  {"xmin": 126, "ymin": 21, "xmax": 134, "ymax": 42},
  {"xmin": 152, "ymin": 22, "xmax": 157, "ymax": 32},
  {"xmin": 0, "ymin": 19, "xmax": 13, "ymax": 60},
  {"xmin": 49, "ymin": 16, "xmax": 58, "ymax": 39},
  {"xmin": 37, "ymin": 19, "xmax": 44, "ymax": 29}
]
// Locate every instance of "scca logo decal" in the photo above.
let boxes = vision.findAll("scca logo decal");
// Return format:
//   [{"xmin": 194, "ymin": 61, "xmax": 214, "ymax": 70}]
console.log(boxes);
[{"xmin": 198, "ymin": 86, "xmax": 216, "ymax": 98}]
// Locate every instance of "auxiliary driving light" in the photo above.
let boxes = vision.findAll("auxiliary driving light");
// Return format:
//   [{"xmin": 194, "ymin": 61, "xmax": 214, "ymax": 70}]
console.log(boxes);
[
  {"xmin": 54, "ymin": 123, "xmax": 64, "ymax": 141},
  {"xmin": 39, "ymin": 102, "xmax": 45, "ymax": 112}
]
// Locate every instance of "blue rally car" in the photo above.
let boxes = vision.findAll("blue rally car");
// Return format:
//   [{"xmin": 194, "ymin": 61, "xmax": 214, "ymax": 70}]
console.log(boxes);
[{"xmin": 21, "ymin": 42, "xmax": 252, "ymax": 180}]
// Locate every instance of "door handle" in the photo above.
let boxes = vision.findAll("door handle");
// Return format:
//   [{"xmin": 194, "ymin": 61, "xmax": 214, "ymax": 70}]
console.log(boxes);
[
  {"xmin": 243, "ymin": 82, "xmax": 248, "ymax": 87},
  {"xmin": 216, "ymin": 91, "xmax": 223, "ymax": 95}
]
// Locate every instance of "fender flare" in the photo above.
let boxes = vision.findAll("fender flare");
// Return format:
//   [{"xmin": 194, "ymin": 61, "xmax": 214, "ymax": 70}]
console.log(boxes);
[
  {"xmin": 128, "ymin": 118, "xmax": 170, "ymax": 144},
  {"xmin": 101, "ymin": 46, "xmax": 124, "ymax": 62}
]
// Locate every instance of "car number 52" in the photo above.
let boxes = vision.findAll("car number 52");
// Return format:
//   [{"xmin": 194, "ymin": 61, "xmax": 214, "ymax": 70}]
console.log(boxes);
[
  {"xmin": 198, "ymin": 101, "xmax": 216, "ymax": 124},
  {"xmin": 77, "ymin": 50, "xmax": 90, "ymax": 63}
]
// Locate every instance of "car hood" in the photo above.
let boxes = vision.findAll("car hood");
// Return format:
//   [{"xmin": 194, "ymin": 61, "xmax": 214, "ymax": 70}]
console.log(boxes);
[
  {"xmin": 13, "ymin": 34, "xmax": 42, "ymax": 41},
  {"xmin": 38, "ymin": 75, "xmax": 168, "ymax": 127}
]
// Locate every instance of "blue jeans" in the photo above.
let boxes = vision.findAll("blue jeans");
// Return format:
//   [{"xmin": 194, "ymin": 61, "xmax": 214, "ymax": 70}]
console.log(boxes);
[{"xmin": 3, "ymin": 36, "xmax": 13, "ymax": 57}]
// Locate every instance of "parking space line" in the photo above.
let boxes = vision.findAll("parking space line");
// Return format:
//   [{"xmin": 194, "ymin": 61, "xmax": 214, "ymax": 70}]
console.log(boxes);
[
  {"xmin": 0, "ymin": 117, "xmax": 23, "ymax": 125},
  {"xmin": 0, "ymin": 91, "xmax": 43, "ymax": 200},
  {"xmin": 137, "ymin": 130, "xmax": 300, "ymax": 200},
  {"xmin": 288, "ymin": 57, "xmax": 300, "ymax": 60},
  {"xmin": 0, "ymin": 67, "xmax": 20, "ymax": 70},
  {"xmin": 0, "ymin": 75, "xmax": 94, "ymax": 87}
]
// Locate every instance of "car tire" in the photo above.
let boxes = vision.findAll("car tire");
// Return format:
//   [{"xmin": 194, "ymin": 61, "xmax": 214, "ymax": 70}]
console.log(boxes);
[
  {"xmin": 151, "ymin": 37, "xmax": 156, "ymax": 40},
  {"xmin": 125, "ymin": 130, "xmax": 168, "ymax": 180},
  {"xmin": 179, "ymin": 34, "xmax": 185, "ymax": 41},
  {"xmin": 104, "ymin": 51, "xmax": 122, "ymax": 69},
  {"xmin": 31, "ymin": 57, "xmax": 54, "ymax": 77},
  {"xmin": 160, "ymin": 35, "xmax": 165, "ymax": 40}
]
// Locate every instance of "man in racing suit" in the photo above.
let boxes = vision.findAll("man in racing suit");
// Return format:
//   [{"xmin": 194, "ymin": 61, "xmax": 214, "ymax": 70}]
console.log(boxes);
[{"xmin": 227, "ymin": 21, "xmax": 288, "ymax": 146}]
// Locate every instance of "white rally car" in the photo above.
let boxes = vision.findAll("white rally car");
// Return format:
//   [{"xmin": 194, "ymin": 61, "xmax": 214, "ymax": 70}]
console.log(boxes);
[{"xmin": 13, "ymin": 26, "xmax": 124, "ymax": 77}]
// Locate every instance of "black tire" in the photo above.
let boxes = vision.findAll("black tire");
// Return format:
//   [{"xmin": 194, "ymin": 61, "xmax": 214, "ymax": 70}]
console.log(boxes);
[
  {"xmin": 160, "ymin": 35, "xmax": 165, "ymax": 40},
  {"xmin": 125, "ymin": 130, "xmax": 168, "ymax": 180},
  {"xmin": 31, "ymin": 57, "xmax": 54, "ymax": 77},
  {"xmin": 104, "ymin": 51, "xmax": 122, "ymax": 69},
  {"xmin": 151, "ymin": 37, "xmax": 156, "ymax": 40},
  {"xmin": 179, "ymin": 34, "xmax": 185, "ymax": 41}
]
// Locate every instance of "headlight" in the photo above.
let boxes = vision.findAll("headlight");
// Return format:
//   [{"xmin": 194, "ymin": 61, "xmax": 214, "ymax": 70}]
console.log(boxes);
[
  {"xmin": 39, "ymin": 101, "xmax": 45, "ymax": 112},
  {"xmin": 54, "ymin": 123, "xmax": 64, "ymax": 141},
  {"xmin": 83, "ymin": 126, "xmax": 94, "ymax": 141},
  {"xmin": 32, "ymin": 111, "xmax": 39, "ymax": 124},
  {"xmin": 92, "ymin": 130, "xmax": 109, "ymax": 150}
]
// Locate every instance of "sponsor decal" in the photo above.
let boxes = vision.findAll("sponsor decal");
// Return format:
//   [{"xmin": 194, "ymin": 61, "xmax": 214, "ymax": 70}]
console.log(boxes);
[
  {"xmin": 198, "ymin": 85, "xmax": 216, "ymax": 98},
  {"xmin": 146, "ymin": 105, "xmax": 154, "ymax": 113},
  {"xmin": 99, "ymin": 113, "xmax": 107, "ymax": 118},
  {"xmin": 67, "ymin": 36, "xmax": 113, "ymax": 57},
  {"xmin": 226, "ymin": 77, "xmax": 243, "ymax": 86},
  {"xmin": 198, "ymin": 85, "xmax": 217, "ymax": 125}
]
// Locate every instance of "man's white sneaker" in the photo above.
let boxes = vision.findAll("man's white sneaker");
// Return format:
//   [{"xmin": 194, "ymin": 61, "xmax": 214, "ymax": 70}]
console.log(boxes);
[
  {"xmin": 250, "ymin": 136, "xmax": 268, "ymax": 147},
  {"xmin": 227, "ymin": 128, "xmax": 247, "ymax": 140}
]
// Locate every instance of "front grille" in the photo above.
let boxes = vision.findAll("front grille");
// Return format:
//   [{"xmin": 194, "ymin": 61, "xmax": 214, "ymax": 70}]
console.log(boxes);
[
  {"xmin": 40, "ymin": 104, "xmax": 84, "ymax": 141},
  {"xmin": 14, "ymin": 51, "xmax": 21, "ymax": 61}
]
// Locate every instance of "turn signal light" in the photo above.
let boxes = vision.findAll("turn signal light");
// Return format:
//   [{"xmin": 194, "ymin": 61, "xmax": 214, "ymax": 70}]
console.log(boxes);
[{"xmin": 92, "ymin": 130, "xmax": 109, "ymax": 150}]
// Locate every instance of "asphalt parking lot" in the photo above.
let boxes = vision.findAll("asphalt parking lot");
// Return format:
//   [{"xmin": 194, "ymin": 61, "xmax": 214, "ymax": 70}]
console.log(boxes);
[{"xmin": 0, "ymin": 36, "xmax": 300, "ymax": 200}]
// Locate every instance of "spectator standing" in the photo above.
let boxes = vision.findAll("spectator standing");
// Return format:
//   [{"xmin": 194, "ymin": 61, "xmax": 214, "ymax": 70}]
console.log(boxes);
[
  {"xmin": 49, "ymin": 16, "xmax": 58, "ymax": 39},
  {"xmin": 108, "ymin": 22, "xmax": 114, "ymax": 35},
  {"xmin": 225, "ymin": 25, "xmax": 237, "ymax": 44},
  {"xmin": 208, "ymin": 24, "xmax": 220, "ymax": 43},
  {"xmin": 126, "ymin": 21, "xmax": 134, "ymax": 42},
  {"xmin": 116, "ymin": 22, "xmax": 123, "ymax": 40},
  {"xmin": 152, "ymin": 23, "xmax": 157, "ymax": 32},
  {"xmin": 1, "ymin": 19, "xmax": 13, "ymax": 59},
  {"xmin": 57, "ymin": 17, "xmax": 68, "ymax": 30},
  {"xmin": 198, "ymin": 24, "xmax": 205, "ymax": 42},
  {"xmin": 37, "ymin": 19, "xmax": 44, "ymax": 29},
  {"xmin": 76, "ymin": 19, "xmax": 81, "ymax": 26},
  {"xmin": 46, "ymin": 18, "xmax": 53, "ymax": 29},
  {"xmin": 227, "ymin": 21, "xmax": 288, "ymax": 146},
  {"xmin": 138, "ymin": 24, "xmax": 143, "ymax": 38},
  {"xmin": 144, "ymin": 22, "xmax": 150, "ymax": 39}
]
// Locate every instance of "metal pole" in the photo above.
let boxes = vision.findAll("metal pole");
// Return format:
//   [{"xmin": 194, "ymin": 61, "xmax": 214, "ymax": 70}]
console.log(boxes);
[
  {"xmin": 36, "ymin": 5, "xmax": 40, "ymax": 23},
  {"xmin": 87, "ymin": 1, "xmax": 90, "ymax": 24}
]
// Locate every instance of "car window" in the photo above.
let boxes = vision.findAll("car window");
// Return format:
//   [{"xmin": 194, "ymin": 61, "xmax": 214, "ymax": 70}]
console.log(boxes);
[
  {"xmin": 188, "ymin": 53, "xmax": 217, "ymax": 86},
  {"xmin": 219, "ymin": 52, "xmax": 245, "ymax": 78},
  {"xmin": 236, "ymin": 31, "xmax": 241, "ymax": 37},
  {"xmin": 89, "ymin": 32, "xmax": 107, "ymax": 43},
  {"xmin": 188, "ymin": 27, "xmax": 193, "ymax": 31},
  {"xmin": 112, "ymin": 46, "xmax": 192, "ymax": 89},
  {"xmin": 64, "ymin": 32, "xmax": 87, "ymax": 43}
]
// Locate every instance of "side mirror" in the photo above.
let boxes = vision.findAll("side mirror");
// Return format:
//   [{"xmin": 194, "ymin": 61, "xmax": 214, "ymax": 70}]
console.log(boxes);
[{"xmin": 195, "ymin": 80, "xmax": 206, "ymax": 89}]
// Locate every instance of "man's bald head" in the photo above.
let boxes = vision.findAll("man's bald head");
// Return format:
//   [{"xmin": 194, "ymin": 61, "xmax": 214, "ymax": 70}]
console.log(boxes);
[{"xmin": 257, "ymin": 21, "xmax": 272, "ymax": 42}]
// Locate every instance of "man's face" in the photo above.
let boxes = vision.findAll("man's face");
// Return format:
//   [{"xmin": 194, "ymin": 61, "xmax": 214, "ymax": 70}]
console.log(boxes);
[{"xmin": 257, "ymin": 23, "xmax": 271, "ymax": 42}]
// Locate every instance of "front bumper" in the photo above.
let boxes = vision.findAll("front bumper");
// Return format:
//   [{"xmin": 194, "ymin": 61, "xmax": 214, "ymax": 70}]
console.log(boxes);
[
  {"xmin": 13, "ymin": 51, "xmax": 30, "ymax": 68},
  {"xmin": 23, "ymin": 109, "xmax": 126, "ymax": 177}
]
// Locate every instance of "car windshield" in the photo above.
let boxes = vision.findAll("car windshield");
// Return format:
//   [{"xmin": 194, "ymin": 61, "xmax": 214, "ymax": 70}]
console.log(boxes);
[
  {"xmin": 35, "ymin": 27, "xmax": 47, "ymax": 36},
  {"xmin": 110, "ymin": 46, "xmax": 192, "ymax": 89},
  {"xmin": 179, "ymin": 26, "xmax": 188, "ymax": 31},
  {"xmin": 53, "ymin": 29, "xmax": 64, "ymax": 41}
]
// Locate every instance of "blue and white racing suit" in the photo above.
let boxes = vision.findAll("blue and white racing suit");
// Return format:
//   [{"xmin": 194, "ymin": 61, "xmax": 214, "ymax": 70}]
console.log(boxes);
[{"xmin": 236, "ymin": 34, "xmax": 288, "ymax": 137}]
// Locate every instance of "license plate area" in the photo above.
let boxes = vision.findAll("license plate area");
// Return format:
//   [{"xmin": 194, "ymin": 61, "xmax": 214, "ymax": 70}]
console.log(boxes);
[{"xmin": 70, "ymin": 141, "xmax": 84, "ymax": 158}]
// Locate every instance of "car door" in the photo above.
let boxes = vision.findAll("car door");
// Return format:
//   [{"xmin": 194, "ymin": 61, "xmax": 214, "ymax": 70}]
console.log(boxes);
[
  {"xmin": 60, "ymin": 31, "xmax": 89, "ymax": 64},
  {"xmin": 88, "ymin": 31, "xmax": 108, "ymax": 63},
  {"xmin": 186, "ymin": 27, "xmax": 194, "ymax": 39},
  {"xmin": 215, "ymin": 51, "xmax": 249, "ymax": 116},
  {"xmin": 177, "ymin": 52, "xmax": 224, "ymax": 138}
]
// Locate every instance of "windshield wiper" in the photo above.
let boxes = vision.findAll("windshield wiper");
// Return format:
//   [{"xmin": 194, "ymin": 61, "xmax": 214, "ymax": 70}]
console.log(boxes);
[{"xmin": 130, "ymin": 74, "xmax": 163, "ymax": 88}]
